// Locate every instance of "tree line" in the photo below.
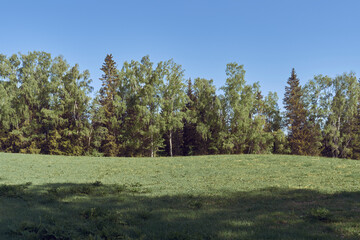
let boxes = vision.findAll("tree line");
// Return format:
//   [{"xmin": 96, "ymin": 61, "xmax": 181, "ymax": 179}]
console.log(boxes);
[{"xmin": 0, "ymin": 51, "xmax": 359, "ymax": 159}]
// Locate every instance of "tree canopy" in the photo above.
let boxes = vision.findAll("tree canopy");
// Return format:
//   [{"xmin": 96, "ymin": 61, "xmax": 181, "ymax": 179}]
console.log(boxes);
[{"xmin": 1, "ymin": 51, "xmax": 360, "ymax": 159}]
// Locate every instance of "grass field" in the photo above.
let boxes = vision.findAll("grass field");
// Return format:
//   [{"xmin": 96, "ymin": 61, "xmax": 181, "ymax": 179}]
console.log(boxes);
[{"xmin": 0, "ymin": 153, "xmax": 359, "ymax": 239}]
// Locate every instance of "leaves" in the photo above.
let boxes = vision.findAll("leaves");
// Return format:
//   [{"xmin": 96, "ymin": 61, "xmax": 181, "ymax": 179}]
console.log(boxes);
[
  {"xmin": 0, "ymin": 52, "xmax": 92, "ymax": 155},
  {"xmin": 1, "ymin": 51, "xmax": 360, "ymax": 159}
]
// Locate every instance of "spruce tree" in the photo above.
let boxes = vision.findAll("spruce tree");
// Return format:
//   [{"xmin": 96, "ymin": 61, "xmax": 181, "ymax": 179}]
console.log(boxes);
[
  {"xmin": 182, "ymin": 79, "xmax": 200, "ymax": 155},
  {"xmin": 283, "ymin": 68, "xmax": 315, "ymax": 155},
  {"xmin": 98, "ymin": 54, "xmax": 120, "ymax": 156}
]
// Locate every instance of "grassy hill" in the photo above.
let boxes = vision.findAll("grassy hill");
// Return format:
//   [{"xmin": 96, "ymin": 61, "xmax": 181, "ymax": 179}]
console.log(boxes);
[{"xmin": 0, "ymin": 153, "xmax": 359, "ymax": 239}]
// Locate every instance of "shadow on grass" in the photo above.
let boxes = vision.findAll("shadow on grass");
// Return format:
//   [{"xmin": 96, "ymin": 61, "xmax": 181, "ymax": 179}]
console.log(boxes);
[{"xmin": 0, "ymin": 183, "xmax": 359, "ymax": 240}]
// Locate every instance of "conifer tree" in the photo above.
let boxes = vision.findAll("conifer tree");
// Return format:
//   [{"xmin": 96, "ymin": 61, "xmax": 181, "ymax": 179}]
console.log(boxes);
[
  {"xmin": 283, "ymin": 68, "xmax": 307, "ymax": 154},
  {"xmin": 97, "ymin": 54, "xmax": 120, "ymax": 156},
  {"xmin": 283, "ymin": 68, "xmax": 320, "ymax": 155},
  {"xmin": 182, "ymin": 79, "xmax": 200, "ymax": 155}
]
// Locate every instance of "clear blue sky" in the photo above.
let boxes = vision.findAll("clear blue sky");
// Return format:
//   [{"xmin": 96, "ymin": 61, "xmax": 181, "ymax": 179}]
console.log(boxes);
[{"xmin": 1, "ymin": 0, "xmax": 360, "ymax": 107}]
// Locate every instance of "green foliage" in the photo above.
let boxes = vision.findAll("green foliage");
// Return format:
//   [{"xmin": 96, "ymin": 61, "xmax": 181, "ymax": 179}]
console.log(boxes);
[
  {"xmin": 101, "ymin": 134, "xmax": 118, "ymax": 157},
  {"xmin": 0, "ymin": 52, "xmax": 92, "ymax": 155},
  {"xmin": 221, "ymin": 63, "xmax": 249, "ymax": 154},
  {"xmin": 191, "ymin": 78, "xmax": 222, "ymax": 155},
  {"xmin": 350, "ymin": 108, "xmax": 360, "ymax": 159},
  {"xmin": 182, "ymin": 79, "xmax": 201, "ymax": 156},
  {"xmin": 161, "ymin": 60, "xmax": 187, "ymax": 157},
  {"xmin": 304, "ymin": 73, "xmax": 360, "ymax": 158},
  {"xmin": 2, "ymin": 51, "xmax": 360, "ymax": 158},
  {"xmin": 272, "ymin": 129, "xmax": 290, "ymax": 154},
  {"xmin": 220, "ymin": 63, "xmax": 279, "ymax": 155},
  {"xmin": 93, "ymin": 54, "xmax": 121, "ymax": 156},
  {"xmin": 284, "ymin": 69, "xmax": 321, "ymax": 156}
]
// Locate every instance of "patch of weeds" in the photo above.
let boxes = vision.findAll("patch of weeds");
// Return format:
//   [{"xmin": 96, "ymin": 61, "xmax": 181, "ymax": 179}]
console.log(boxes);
[
  {"xmin": 126, "ymin": 182, "xmax": 151, "ymax": 194},
  {"xmin": 186, "ymin": 194, "xmax": 194, "ymax": 199},
  {"xmin": 43, "ymin": 188, "xmax": 60, "ymax": 203},
  {"xmin": 46, "ymin": 183, "xmax": 151, "ymax": 199},
  {"xmin": 70, "ymin": 185, "xmax": 92, "ymax": 195},
  {"xmin": 81, "ymin": 207, "xmax": 127, "ymax": 224},
  {"xmin": 166, "ymin": 231, "xmax": 195, "ymax": 240},
  {"xmin": 87, "ymin": 235, "xmax": 103, "ymax": 240},
  {"xmin": 46, "ymin": 184, "xmax": 95, "ymax": 199},
  {"xmin": 188, "ymin": 200, "xmax": 203, "ymax": 210},
  {"xmin": 112, "ymin": 184, "xmax": 127, "ymax": 193},
  {"xmin": 307, "ymin": 207, "xmax": 333, "ymax": 222},
  {"xmin": 97, "ymin": 224, "xmax": 127, "ymax": 240},
  {"xmin": 137, "ymin": 209, "xmax": 152, "ymax": 220},
  {"xmin": 80, "ymin": 208, "xmax": 129, "ymax": 239},
  {"xmin": 92, "ymin": 180, "xmax": 103, "ymax": 187},
  {"xmin": 246, "ymin": 206, "xmax": 262, "ymax": 212},
  {"xmin": 127, "ymin": 182, "xmax": 142, "ymax": 193},
  {"xmin": 47, "ymin": 186, "xmax": 60, "ymax": 196},
  {"xmin": 8, "ymin": 220, "xmax": 71, "ymax": 240},
  {"xmin": 130, "ymin": 182, "xmax": 142, "ymax": 188},
  {"xmin": 302, "ymin": 163, "xmax": 313, "ymax": 167},
  {"xmin": 0, "ymin": 184, "xmax": 29, "ymax": 198},
  {"xmin": 81, "ymin": 207, "xmax": 107, "ymax": 220}
]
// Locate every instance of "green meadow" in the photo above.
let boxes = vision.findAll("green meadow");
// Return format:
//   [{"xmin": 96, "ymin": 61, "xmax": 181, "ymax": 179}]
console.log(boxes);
[{"xmin": 0, "ymin": 153, "xmax": 359, "ymax": 239}]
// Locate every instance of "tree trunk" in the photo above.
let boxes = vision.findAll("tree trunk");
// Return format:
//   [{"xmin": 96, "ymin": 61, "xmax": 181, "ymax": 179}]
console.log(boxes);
[
  {"xmin": 151, "ymin": 133, "xmax": 154, "ymax": 158},
  {"xmin": 169, "ymin": 130, "xmax": 173, "ymax": 157},
  {"xmin": 88, "ymin": 129, "xmax": 92, "ymax": 150}
]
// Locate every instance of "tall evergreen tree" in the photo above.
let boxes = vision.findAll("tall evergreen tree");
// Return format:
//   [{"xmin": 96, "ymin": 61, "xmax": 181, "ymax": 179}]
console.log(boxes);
[
  {"xmin": 283, "ymin": 68, "xmax": 320, "ymax": 155},
  {"xmin": 96, "ymin": 54, "xmax": 121, "ymax": 156},
  {"xmin": 182, "ymin": 79, "xmax": 200, "ymax": 155},
  {"xmin": 283, "ymin": 68, "xmax": 307, "ymax": 155}
]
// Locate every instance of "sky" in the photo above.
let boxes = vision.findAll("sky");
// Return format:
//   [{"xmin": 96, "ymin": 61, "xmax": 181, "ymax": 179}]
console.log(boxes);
[{"xmin": 1, "ymin": 0, "xmax": 360, "ymax": 108}]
